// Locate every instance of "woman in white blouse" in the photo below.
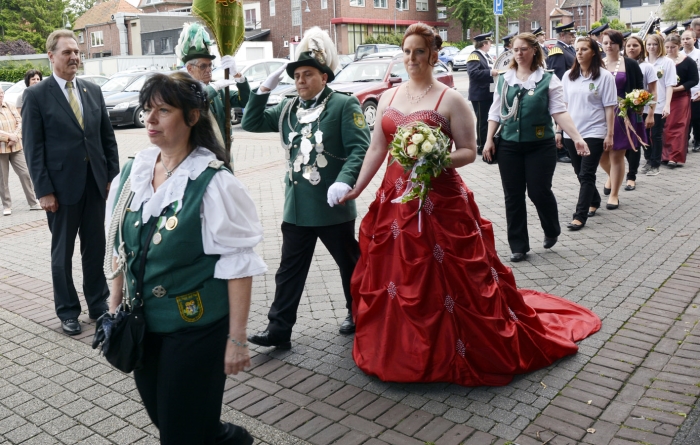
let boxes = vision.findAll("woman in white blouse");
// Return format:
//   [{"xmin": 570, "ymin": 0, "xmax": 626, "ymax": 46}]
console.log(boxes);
[
  {"xmin": 644, "ymin": 34, "xmax": 675, "ymax": 176},
  {"xmin": 105, "ymin": 72, "xmax": 265, "ymax": 445},
  {"xmin": 622, "ymin": 35, "xmax": 657, "ymax": 190},
  {"xmin": 483, "ymin": 33, "xmax": 587, "ymax": 262},
  {"xmin": 557, "ymin": 37, "xmax": 616, "ymax": 230}
]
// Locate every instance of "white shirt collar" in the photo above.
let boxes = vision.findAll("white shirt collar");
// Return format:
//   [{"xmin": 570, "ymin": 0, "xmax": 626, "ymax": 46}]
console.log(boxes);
[
  {"xmin": 130, "ymin": 146, "xmax": 218, "ymax": 222},
  {"xmin": 52, "ymin": 72, "xmax": 77, "ymax": 89},
  {"xmin": 503, "ymin": 67, "xmax": 544, "ymax": 89}
]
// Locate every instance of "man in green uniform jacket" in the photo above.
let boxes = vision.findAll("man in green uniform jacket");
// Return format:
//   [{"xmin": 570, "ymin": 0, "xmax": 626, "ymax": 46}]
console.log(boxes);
[
  {"xmin": 242, "ymin": 28, "xmax": 370, "ymax": 349},
  {"xmin": 177, "ymin": 23, "xmax": 250, "ymax": 162}
]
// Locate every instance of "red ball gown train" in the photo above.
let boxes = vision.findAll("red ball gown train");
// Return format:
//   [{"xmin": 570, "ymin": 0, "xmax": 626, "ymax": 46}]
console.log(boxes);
[{"xmin": 350, "ymin": 101, "xmax": 601, "ymax": 387}]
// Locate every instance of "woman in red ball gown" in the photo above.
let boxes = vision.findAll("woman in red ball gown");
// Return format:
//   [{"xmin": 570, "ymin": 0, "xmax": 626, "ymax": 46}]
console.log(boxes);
[{"xmin": 339, "ymin": 25, "xmax": 601, "ymax": 387}]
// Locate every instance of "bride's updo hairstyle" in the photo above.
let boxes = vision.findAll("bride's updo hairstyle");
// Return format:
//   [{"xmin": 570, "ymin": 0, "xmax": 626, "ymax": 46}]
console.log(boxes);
[{"xmin": 402, "ymin": 23, "xmax": 443, "ymax": 66}]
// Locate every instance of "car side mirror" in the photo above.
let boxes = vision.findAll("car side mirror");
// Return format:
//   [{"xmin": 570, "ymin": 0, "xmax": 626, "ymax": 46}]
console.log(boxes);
[{"xmin": 388, "ymin": 77, "xmax": 402, "ymax": 84}]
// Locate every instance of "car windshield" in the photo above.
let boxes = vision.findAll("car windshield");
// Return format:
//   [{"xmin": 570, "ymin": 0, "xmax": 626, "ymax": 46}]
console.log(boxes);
[
  {"xmin": 5, "ymin": 82, "xmax": 25, "ymax": 93},
  {"xmin": 102, "ymin": 76, "xmax": 136, "ymax": 92},
  {"xmin": 334, "ymin": 62, "xmax": 389, "ymax": 82},
  {"xmin": 125, "ymin": 75, "xmax": 149, "ymax": 92}
]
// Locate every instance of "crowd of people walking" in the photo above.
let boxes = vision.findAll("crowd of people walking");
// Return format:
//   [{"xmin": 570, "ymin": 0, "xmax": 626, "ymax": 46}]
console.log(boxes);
[{"xmin": 3, "ymin": 18, "xmax": 700, "ymax": 445}]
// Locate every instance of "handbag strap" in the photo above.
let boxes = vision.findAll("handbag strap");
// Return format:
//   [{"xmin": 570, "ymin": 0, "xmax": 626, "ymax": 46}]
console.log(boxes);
[{"xmin": 133, "ymin": 207, "xmax": 168, "ymax": 309}]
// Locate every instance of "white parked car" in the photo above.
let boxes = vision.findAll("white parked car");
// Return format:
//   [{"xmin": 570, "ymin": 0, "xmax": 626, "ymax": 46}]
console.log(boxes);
[{"xmin": 452, "ymin": 44, "xmax": 505, "ymax": 71}]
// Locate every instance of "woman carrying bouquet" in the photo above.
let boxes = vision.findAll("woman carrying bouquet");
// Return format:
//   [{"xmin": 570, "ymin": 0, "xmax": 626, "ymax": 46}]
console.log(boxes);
[
  {"xmin": 557, "ymin": 37, "xmax": 617, "ymax": 231},
  {"xmin": 339, "ymin": 25, "xmax": 600, "ymax": 387},
  {"xmin": 483, "ymin": 33, "xmax": 587, "ymax": 262},
  {"xmin": 600, "ymin": 29, "xmax": 644, "ymax": 210},
  {"xmin": 623, "ymin": 35, "xmax": 657, "ymax": 190},
  {"xmin": 662, "ymin": 34, "xmax": 699, "ymax": 167}
]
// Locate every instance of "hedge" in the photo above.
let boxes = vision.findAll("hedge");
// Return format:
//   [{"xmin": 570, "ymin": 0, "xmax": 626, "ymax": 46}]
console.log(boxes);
[{"xmin": 0, "ymin": 64, "xmax": 52, "ymax": 83}]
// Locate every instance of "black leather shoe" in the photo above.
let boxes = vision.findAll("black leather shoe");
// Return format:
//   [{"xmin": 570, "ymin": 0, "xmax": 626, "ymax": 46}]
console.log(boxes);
[
  {"xmin": 543, "ymin": 236, "xmax": 558, "ymax": 249},
  {"xmin": 567, "ymin": 221, "xmax": 585, "ymax": 231},
  {"xmin": 693, "ymin": 146, "xmax": 700, "ymax": 153},
  {"xmin": 247, "ymin": 331, "xmax": 291, "ymax": 350},
  {"xmin": 558, "ymin": 156, "xmax": 572, "ymax": 163},
  {"xmin": 61, "ymin": 319, "xmax": 81, "ymax": 335},
  {"xmin": 219, "ymin": 422, "xmax": 254, "ymax": 445},
  {"xmin": 606, "ymin": 199, "xmax": 619, "ymax": 210},
  {"xmin": 477, "ymin": 147, "xmax": 483, "ymax": 155},
  {"xmin": 603, "ymin": 186, "xmax": 611, "ymax": 196},
  {"xmin": 510, "ymin": 252, "xmax": 527, "ymax": 262},
  {"xmin": 339, "ymin": 312, "xmax": 355, "ymax": 335},
  {"xmin": 587, "ymin": 208, "xmax": 598, "ymax": 217}
]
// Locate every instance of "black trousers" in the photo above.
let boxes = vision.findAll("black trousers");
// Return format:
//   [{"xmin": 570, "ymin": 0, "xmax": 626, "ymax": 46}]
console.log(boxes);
[
  {"xmin": 267, "ymin": 220, "xmax": 360, "ymax": 339},
  {"xmin": 690, "ymin": 101, "xmax": 700, "ymax": 147},
  {"xmin": 625, "ymin": 145, "xmax": 642, "ymax": 181},
  {"xmin": 473, "ymin": 99, "xmax": 493, "ymax": 152},
  {"xmin": 497, "ymin": 139, "xmax": 561, "ymax": 254},
  {"xmin": 647, "ymin": 114, "xmax": 665, "ymax": 168},
  {"xmin": 46, "ymin": 166, "xmax": 108, "ymax": 320},
  {"xmin": 134, "ymin": 317, "xmax": 241, "ymax": 445},
  {"xmin": 564, "ymin": 138, "xmax": 603, "ymax": 224}
]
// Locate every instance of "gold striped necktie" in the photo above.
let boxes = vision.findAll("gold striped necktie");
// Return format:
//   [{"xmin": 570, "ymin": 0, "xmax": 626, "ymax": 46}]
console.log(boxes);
[{"xmin": 65, "ymin": 81, "xmax": 83, "ymax": 129}]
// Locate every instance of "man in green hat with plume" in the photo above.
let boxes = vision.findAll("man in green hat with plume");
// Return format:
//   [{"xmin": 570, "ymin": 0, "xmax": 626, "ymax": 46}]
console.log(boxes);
[
  {"xmin": 176, "ymin": 23, "xmax": 250, "ymax": 146},
  {"xmin": 242, "ymin": 27, "xmax": 370, "ymax": 349}
]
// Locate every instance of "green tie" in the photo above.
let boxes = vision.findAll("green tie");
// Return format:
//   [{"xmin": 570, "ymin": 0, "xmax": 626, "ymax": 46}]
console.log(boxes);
[{"xmin": 66, "ymin": 81, "xmax": 83, "ymax": 129}]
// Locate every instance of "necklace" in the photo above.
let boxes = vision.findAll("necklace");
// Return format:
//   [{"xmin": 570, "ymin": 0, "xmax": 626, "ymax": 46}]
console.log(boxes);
[
  {"xmin": 675, "ymin": 54, "xmax": 682, "ymax": 63},
  {"xmin": 605, "ymin": 58, "xmax": 621, "ymax": 77},
  {"xmin": 405, "ymin": 82, "xmax": 433, "ymax": 104},
  {"xmin": 160, "ymin": 151, "xmax": 189, "ymax": 178}
]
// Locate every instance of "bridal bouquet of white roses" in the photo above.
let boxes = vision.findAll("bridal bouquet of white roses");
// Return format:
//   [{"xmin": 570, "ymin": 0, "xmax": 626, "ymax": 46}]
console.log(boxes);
[{"xmin": 389, "ymin": 121, "xmax": 451, "ymax": 209}]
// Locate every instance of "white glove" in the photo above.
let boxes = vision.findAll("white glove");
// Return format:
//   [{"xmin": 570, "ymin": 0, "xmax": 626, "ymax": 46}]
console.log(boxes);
[
  {"xmin": 261, "ymin": 63, "xmax": 288, "ymax": 91},
  {"xmin": 327, "ymin": 182, "xmax": 352, "ymax": 207},
  {"xmin": 210, "ymin": 79, "xmax": 238, "ymax": 92},
  {"xmin": 220, "ymin": 55, "xmax": 237, "ymax": 73}
]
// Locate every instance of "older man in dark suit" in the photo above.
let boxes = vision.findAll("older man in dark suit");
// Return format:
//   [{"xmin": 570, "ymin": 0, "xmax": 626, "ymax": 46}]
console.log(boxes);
[{"xmin": 22, "ymin": 29, "xmax": 119, "ymax": 335}]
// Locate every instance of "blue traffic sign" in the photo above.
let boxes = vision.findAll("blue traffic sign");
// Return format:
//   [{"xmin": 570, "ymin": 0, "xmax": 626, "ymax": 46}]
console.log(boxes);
[{"xmin": 493, "ymin": 0, "xmax": 503, "ymax": 15}]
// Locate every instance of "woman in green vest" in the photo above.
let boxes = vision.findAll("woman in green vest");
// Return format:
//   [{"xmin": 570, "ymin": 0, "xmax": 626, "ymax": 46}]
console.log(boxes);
[
  {"xmin": 483, "ymin": 33, "xmax": 589, "ymax": 262},
  {"xmin": 105, "ymin": 72, "xmax": 266, "ymax": 445}
]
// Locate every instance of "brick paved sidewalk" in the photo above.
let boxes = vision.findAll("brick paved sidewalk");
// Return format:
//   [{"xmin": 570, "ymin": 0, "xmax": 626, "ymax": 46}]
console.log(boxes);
[{"xmin": 2, "ymin": 127, "xmax": 700, "ymax": 444}]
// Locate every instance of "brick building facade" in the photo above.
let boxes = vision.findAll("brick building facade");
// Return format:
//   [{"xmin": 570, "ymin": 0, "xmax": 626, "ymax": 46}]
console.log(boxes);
[{"xmin": 74, "ymin": 0, "xmax": 141, "ymax": 58}]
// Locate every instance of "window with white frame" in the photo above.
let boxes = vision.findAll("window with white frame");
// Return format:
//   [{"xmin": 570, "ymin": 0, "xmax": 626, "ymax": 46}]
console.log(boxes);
[
  {"xmin": 397, "ymin": 0, "xmax": 408, "ymax": 10},
  {"xmin": 508, "ymin": 21, "xmax": 519, "ymax": 35},
  {"xmin": 78, "ymin": 32, "xmax": 84, "ymax": 43},
  {"xmin": 245, "ymin": 8, "xmax": 257, "ymax": 28},
  {"xmin": 350, "ymin": 0, "xmax": 365, "ymax": 6},
  {"xmin": 439, "ymin": 28, "xmax": 447, "ymax": 40},
  {"xmin": 531, "ymin": 21, "xmax": 540, "ymax": 30},
  {"xmin": 90, "ymin": 31, "xmax": 103, "ymax": 47},
  {"xmin": 321, "ymin": 0, "xmax": 328, "ymax": 8},
  {"xmin": 374, "ymin": 0, "xmax": 387, "ymax": 8},
  {"xmin": 437, "ymin": 6, "xmax": 446, "ymax": 18},
  {"xmin": 161, "ymin": 37, "xmax": 172, "ymax": 53},
  {"xmin": 269, "ymin": 0, "xmax": 275, "ymax": 15},
  {"xmin": 292, "ymin": 9, "xmax": 300, "ymax": 26},
  {"xmin": 416, "ymin": 0, "xmax": 428, "ymax": 11},
  {"xmin": 143, "ymin": 39, "xmax": 154, "ymax": 55}
]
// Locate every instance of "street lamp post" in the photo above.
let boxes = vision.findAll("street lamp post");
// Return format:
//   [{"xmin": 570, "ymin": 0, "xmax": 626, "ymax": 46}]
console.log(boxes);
[
  {"xmin": 299, "ymin": 0, "xmax": 310, "ymax": 39},
  {"xmin": 62, "ymin": 13, "xmax": 71, "ymax": 29}
]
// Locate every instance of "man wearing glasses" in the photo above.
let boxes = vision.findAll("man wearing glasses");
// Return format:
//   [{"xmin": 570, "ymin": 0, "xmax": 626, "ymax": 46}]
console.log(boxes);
[{"xmin": 178, "ymin": 23, "xmax": 250, "ymax": 148}]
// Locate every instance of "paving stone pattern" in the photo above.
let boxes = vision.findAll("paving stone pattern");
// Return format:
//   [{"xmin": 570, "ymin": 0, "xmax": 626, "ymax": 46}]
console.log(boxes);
[{"xmin": 1, "ymin": 126, "xmax": 700, "ymax": 444}]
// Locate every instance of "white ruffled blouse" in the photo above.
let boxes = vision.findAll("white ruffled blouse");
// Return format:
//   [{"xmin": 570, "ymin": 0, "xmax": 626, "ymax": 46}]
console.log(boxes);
[{"xmin": 105, "ymin": 146, "xmax": 268, "ymax": 280}]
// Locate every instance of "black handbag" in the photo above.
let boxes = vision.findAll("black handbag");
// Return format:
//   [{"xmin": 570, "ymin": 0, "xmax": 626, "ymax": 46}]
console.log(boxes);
[
  {"xmin": 92, "ymin": 207, "xmax": 166, "ymax": 373},
  {"xmin": 483, "ymin": 125, "xmax": 501, "ymax": 164}
]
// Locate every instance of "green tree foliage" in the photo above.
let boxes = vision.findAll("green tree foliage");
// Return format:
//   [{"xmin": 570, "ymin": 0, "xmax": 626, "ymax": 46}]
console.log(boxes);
[
  {"xmin": 0, "ymin": 0, "xmax": 69, "ymax": 52},
  {"xmin": 662, "ymin": 0, "xmax": 700, "ymax": 20},
  {"xmin": 442, "ymin": 0, "xmax": 532, "ymax": 40},
  {"xmin": 608, "ymin": 18, "xmax": 628, "ymax": 32},
  {"xmin": 364, "ymin": 32, "xmax": 404, "ymax": 46},
  {"xmin": 66, "ymin": 0, "xmax": 98, "ymax": 18},
  {"xmin": 601, "ymin": 0, "xmax": 619, "ymax": 18},
  {"xmin": 0, "ymin": 62, "xmax": 51, "ymax": 82}
]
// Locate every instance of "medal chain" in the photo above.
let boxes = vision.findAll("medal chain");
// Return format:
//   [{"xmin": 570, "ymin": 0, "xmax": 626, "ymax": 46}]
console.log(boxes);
[{"xmin": 160, "ymin": 150, "xmax": 191, "ymax": 178}]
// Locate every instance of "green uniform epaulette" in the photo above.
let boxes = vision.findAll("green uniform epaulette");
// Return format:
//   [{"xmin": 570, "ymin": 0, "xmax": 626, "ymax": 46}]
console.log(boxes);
[
  {"xmin": 467, "ymin": 53, "xmax": 481, "ymax": 62},
  {"xmin": 548, "ymin": 47, "xmax": 563, "ymax": 56}
]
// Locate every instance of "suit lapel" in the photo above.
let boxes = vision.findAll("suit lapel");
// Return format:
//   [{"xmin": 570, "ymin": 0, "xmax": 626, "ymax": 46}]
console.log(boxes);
[{"xmin": 48, "ymin": 76, "xmax": 83, "ymax": 130}]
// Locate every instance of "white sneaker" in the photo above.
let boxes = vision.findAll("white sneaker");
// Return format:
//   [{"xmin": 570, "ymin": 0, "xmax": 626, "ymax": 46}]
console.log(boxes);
[
  {"xmin": 29, "ymin": 204, "xmax": 42, "ymax": 211},
  {"xmin": 3, "ymin": 208, "xmax": 11, "ymax": 216}
]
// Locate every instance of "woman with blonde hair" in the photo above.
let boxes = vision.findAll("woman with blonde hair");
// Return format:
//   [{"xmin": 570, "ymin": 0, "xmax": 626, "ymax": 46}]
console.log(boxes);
[
  {"xmin": 483, "ymin": 33, "xmax": 588, "ymax": 261},
  {"xmin": 644, "ymin": 33, "xmax": 675, "ymax": 176},
  {"xmin": 661, "ymin": 34, "xmax": 699, "ymax": 167}
]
